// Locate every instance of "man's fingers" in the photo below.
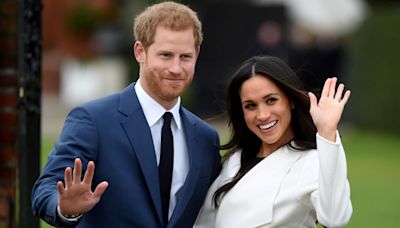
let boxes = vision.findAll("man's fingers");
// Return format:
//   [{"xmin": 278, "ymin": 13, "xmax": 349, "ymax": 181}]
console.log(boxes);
[
  {"xmin": 64, "ymin": 167, "xmax": 73, "ymax": 188},
  {"xmin": 83, "ymin": 161, "xmax": 95, "ymax": 185},
  {"xmin": 92, "ymin": 181, "xmax": 109, "ymax": 199},
  {"xmin": 73, "ymin": 158, "xmax": 82, "ymax": 184},
  {"xmin": 57, "ymin": 181, "xmax": 65, "ymax": 195}
]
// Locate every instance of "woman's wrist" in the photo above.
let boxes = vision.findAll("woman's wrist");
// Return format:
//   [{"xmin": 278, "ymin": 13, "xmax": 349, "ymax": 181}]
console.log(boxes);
[{"xmin": 317, "ymin": 128, "xmax": 337, "ymax": 142}]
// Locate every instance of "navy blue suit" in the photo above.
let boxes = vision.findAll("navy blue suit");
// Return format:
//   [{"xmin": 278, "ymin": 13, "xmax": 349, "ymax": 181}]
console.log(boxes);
[{"xmin": 32, "ymin": 83, "xmax": 221, "ymax": 227}]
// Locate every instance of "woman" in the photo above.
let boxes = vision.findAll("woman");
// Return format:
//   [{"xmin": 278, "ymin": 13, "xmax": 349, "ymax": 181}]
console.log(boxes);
[{"xmin": 194, "ymin": 56, "xmax": 352, "ymax": 227}]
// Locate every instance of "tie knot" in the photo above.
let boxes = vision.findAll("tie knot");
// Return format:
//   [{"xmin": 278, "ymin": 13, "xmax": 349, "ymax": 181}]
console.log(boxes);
[{"xmin": 163, "ymin": 112, "xmax": 173, "ymax": 126}]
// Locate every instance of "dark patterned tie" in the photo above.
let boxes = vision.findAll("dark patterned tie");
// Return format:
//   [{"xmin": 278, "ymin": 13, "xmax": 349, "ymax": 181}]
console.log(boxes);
[{"xmin": 159, "ymin": 112, "xmax": 173, "ymax": 226}]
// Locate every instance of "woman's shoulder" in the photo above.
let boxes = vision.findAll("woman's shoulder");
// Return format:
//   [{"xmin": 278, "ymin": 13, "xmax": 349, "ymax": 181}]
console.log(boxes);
[
  {"xmin": 219, "ymin": 150, "xmax": 242, "ymax": 178},
  {"xmin": 222, "ymin": 150, "xmax": 241, "ymax": 165}
]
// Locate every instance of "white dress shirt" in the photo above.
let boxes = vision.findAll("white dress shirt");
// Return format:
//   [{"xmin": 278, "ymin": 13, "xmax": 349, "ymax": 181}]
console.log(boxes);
[{"xmin": 135, "ymin": 79, "xmax": 189, "ymax": 219}]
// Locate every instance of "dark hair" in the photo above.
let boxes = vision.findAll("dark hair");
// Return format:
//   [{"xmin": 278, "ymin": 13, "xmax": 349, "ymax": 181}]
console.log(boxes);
[{"xmin": 213, "ymin": 55, "xmax": 317, "ymax": 207}]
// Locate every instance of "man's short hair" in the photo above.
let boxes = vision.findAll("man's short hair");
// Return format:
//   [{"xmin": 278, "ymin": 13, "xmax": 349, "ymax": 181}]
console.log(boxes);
[{"xmin": 133, "ymin": 1, "xmax": 203, "ymax": 49}]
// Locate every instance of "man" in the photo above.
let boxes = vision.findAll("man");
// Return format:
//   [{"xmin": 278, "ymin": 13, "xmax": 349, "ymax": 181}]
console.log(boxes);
[{"xmin": 32, "ymin": 2, "xmax": 221, "ymax": 227}]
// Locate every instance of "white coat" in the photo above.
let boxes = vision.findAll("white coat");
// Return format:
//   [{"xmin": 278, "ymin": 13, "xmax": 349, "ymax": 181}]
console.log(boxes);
[{"xmin": 194, "ymin": 132, "xmax": 352, "ymax": 228}]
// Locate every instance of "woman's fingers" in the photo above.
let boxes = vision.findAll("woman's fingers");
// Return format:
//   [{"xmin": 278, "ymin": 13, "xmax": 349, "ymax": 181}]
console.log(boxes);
[
  {"xmin": 321, "ymin": 77, "xmax": 351, "ymax": 103},
  {"xmin": 321, "ymin": 77, "xmax": 331, "ymax": 98},
  {"xmin": 320, "ymin": 77, "xmax": 337, "ymax": 98},
  {"xmin": 328, "ymin": 77, "xmax": 337, "ymax": 98},
  {"xmin": 335, "ymin": 83, "xmax": 345, "ymax": 102},
  {"xmin": 308, "ymin": 92, "xmax": 318, "ymax": 109},
  {"xmin": 341, "ymin": 90, "xmax": 351, "ymax": 104},
  {"xmin": 333, "ymin": 82, "xmax": 351, "ymax": 104}
]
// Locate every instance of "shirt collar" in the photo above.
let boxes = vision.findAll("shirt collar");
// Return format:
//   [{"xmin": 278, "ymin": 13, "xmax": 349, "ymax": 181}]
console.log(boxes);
[{"xmin": 135, "ymin": 79, "xmax": 182, "ymax": 129}]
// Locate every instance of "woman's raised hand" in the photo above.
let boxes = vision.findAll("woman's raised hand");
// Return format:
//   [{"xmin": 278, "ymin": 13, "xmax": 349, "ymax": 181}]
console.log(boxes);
[{"xmin": 308, "ymin": 77, "xmax": 351, "ymax": 142}]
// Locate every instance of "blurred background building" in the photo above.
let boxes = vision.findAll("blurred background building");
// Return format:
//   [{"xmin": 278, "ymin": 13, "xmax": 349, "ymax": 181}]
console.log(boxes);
[{"xmin": 39, "ymin": 0, "xmax": 400, "ymax": 132}]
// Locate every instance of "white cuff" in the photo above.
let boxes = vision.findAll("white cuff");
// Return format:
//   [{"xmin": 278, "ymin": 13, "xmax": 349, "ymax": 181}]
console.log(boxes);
[
  {"xmin": 57, "ymin": 205, "xmax": 83, "ymax": 222},
  {"xmin": 316, "ymin": 131, "xmax": 341, "ymax": 145}
]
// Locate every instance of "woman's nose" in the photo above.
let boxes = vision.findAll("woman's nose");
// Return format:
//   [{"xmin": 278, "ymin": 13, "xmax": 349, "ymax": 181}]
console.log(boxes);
[{"xmin": 257, "ymin": 105, "xmax": 270, "ymax": 121}]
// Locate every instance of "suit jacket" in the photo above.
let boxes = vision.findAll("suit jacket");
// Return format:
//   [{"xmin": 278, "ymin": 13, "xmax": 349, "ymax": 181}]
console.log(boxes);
[
  {"xmin": 32, "ymin": 83, "xmax": 221, "ymax": 228},
  {"xmin": 194, "ymin": 132, "xmax": 352, "ymax": 228}
]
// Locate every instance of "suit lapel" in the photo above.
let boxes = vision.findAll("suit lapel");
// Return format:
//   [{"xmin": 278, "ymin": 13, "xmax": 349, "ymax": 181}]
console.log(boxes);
[
  {"xmin": 168, "ymin": 108, "xmax": 201, "ymax": 227},
  {"xmin": 118, "ymin": 83, "xmax": 163, "ymax": 223}
]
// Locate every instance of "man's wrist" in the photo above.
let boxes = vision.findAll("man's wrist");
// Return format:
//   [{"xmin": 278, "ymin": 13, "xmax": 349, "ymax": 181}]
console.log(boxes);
[{"xmin": 57, "ymin": 205, "xmax": 82, "ymax": 222}]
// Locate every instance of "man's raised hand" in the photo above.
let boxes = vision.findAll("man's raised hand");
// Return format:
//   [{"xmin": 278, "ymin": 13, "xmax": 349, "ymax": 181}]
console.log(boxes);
[{"xmin": 57, "ymin": 158, "xmax": 109, "ymax": 216}]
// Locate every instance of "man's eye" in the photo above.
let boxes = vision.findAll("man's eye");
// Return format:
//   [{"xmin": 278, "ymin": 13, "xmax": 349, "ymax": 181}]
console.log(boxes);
[
  {"xmin": 181, "ymin": 55, "xmax": 192, "ymax": 60},
  {"xmin": 160, "ymin": 53, "xmax": 171, "ymax": 58}
]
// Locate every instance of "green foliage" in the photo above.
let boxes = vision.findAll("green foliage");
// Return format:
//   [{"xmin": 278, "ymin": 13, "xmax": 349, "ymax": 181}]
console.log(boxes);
[
  {"xmin": 66, "ymin": 3, "xmax": 118, "ymax": 37},
  {"xmin": 347, "ymin": 5, "xmax": 400, "ymax": 132},
  {"xmin": 66, "ymin": 3, "xmax": 99, "ymax": 36}
]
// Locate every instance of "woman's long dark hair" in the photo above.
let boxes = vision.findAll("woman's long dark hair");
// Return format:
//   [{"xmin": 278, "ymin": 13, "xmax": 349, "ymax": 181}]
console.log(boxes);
[{"xmin": 213, "ymin": 56, "xmax": 318, "ymax": 207}]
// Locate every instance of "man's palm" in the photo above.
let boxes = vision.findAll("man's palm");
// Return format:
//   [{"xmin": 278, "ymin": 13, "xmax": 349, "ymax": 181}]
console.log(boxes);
[{"xmin": 57, "ymin": 159, "xmax": 108, "ymax": 216}]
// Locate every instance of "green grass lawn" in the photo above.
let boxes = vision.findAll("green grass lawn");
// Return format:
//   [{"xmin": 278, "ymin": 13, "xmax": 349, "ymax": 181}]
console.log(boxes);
[
  {"xmin": 341, "ymin": 129, "xmax": 400, "ymax": 227},
  {"xmin": 39, "ymin": 128, "xmax": 400, "ymax": 227}
]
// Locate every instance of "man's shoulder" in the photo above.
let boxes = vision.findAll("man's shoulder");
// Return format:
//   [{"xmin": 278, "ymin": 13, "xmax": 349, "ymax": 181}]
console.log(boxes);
[
  {"xmin": 78, "ymin": 83, "xmax": 135, "ymax": 111},
  {"xmin": 78, "ymin": 93, "xmax": 120, "ymax": 111},
  {"xmin": 180, "ymin": 107, "xmax": 217, "ymax": 132}
]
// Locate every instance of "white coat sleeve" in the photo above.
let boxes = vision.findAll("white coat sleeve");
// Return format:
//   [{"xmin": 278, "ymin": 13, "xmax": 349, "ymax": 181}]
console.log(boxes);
[{"xmin": 311, "ymin": 131, "xmax": 353, "ymax": 227}]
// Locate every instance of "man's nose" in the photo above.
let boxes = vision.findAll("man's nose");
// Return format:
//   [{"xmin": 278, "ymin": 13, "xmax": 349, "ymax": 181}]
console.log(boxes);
[{"xmin": 169, "ymin": 58, "xmax": 183, "ymax": 74}]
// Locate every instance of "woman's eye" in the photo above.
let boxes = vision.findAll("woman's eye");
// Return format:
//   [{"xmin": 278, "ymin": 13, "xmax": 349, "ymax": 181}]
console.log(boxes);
[
  {"xmin": 266, "ymin": 97, "xmax": 277, "ymax": 104},
  {"xmin": 244, "ymin": 104, "xmax": 256, "ymax": 109}
]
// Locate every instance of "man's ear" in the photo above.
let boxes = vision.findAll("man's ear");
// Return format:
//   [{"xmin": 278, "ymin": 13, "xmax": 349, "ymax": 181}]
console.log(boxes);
[
  {"xmin": 134, "ymin": 41, "xmax": 145, "ymax": 63},
  {"xmin": 195, "ymin": 46, "xmax": 200, "ymax": 59}
]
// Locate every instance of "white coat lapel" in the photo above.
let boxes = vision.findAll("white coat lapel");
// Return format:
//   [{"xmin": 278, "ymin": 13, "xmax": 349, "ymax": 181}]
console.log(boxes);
[{"xmin": 216, "ymin": 146, "xmax": 302, "ymax": 228}]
